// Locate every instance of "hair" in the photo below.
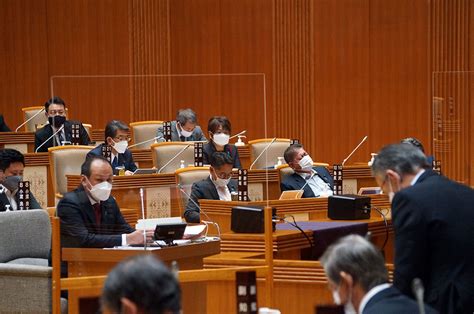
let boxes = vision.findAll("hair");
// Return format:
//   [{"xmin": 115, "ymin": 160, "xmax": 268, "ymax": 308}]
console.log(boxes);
[
  {"xmin": 101, "ymin": 255, "xmax": 181, "ymax": 314},
  {"xmin": 104, "ymin": 120, "xmax": 129, "ymax": 142},
  {"xmin": 210, "ymin": 152, "xmax": 234, "ymax": 168},
  {"xmin": 176, "ymin": 108, "xmax": 197, "ymax": 125},
  {"xmin": 400, "ymin": 137, "xmax": 425, "ymax": 153},
  {"xmin": 320, "ymin": 235, "xmax": 388, "ymax": 291},
  {"xmin": 44, "ymin": 96, "xmax": 66, "ymax": 112},
  {"xmin": 283, "ymin": 143, "xmax": 303, "ymax": 164},
  {"xmin": 208, "ymin": 116, "xmax": 231, "ymax": 134},
  {"xmin": 81, "ymin": 155, "xmax": 111, "ymax": 177},
  {"xmin": 371, "ymin": 143, "xmax": 429, "ymax": 177},
  {"xmin": 0, "ymin": 149, "xmax": 25, "ymax": 171}
]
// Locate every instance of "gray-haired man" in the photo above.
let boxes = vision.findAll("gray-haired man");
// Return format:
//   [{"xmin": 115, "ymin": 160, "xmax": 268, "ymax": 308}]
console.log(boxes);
[{"xmin": 157, "ymin": 108, "xmax": 207, "ymax": 142}]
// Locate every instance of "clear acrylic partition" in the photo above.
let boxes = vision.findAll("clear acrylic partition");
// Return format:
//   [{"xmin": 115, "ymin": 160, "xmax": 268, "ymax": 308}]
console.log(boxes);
[
  {"xmin": 49, "ymin": 74, "xmax": 272, "ymax": 312},
  {"xmin": 432, "ymin": 71, "xmax": 473, "ymax": 185}
]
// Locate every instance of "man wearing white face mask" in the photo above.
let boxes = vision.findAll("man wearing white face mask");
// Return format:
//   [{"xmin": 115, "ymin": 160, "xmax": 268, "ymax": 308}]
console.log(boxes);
[
  {"xmin": 280, "ymin": 144, "xmax": 333, "ymax": 198},
  {"xmin": 0, "ymin": 149, "xmax": 42, "ymax": 211},
  {"xmin": 202, "ymin": 116, "xmax": 242, "ymax": 169},
  {"xmin": 372, "ymin": 144, "xmax": 474, "ymax": 314},
  {"xmin": 58, "ymin": 156, "xmax": 152, "ymax": 249},
  {"xmin": 184, "ymin": 152, "xmax": 238, "ymax": 223},
  {"xmin": 320, "ymin": 235, "xmax": 437, "ymax": 314},
  {"xmin": 87, "ymin": 120, "xmax": 137, "ymax": 175},
  {"xmin": 157, "ymin": 108, "xmax": 207, "ymax": 142}
]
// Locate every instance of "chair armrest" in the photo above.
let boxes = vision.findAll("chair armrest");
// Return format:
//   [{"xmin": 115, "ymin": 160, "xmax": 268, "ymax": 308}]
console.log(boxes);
[{"xmin": 0, "ymin": 263, "xmax": 52, "ymax": 278}]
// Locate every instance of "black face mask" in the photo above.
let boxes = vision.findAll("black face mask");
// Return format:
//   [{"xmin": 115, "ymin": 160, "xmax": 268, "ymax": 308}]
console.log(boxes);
[{"xmin": 48, "ymin": 115, "xmax": 66, "ymax": 128}]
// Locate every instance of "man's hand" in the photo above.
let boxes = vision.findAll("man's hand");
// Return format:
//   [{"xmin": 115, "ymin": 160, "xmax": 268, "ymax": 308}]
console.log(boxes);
[
  {"xmin": 125, "ymin": 170, "xmax": 134, "ymax": 176},
  {"xmin": 126, "ymin": 230, "xmax": 154, "ymax": 245}
]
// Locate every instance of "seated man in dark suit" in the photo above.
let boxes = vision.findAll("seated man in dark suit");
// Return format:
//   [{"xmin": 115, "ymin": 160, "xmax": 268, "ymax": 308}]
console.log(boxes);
[
  {"xmin": 156, "ymin": 108, "xmax": 207, "ymax": 142},
  {"xmin": 321, "ymin": 235, "xmax": 437, "ymax": 314},
  {"xmin": 87, "ymin": 120, "xmax": 137, "ymax": 175},
  {"xmin": 280, "ymin": 144, "xmax": 333, "ymax": 198},
  {"xmin": 34, "ymin": 96, "xmax": 90, "ymax": 152},
  {"xmin": 101, "ymin": 255, "xmax": 181, "ymax": 314},
  {"xmin": 184, "ymin": 152, "xmax": 238, "ymax": 223},
  {"xmin": 372, "ymin": 144, "xmax": 474, "ymax": 313},
  {"xmin": 0, "ymin": 114, "xmax": 11, "ymax": 132},
  {"xmin": 0, "ymin": 149, "xmax": 42, "ymax": 211},
  {"xmin": 202, "ymin": 116, "xmax": 241, "ymax": 169},
  {"xmin": 57, "ymin": 156, "xmax": 152, "ymax": 248}
]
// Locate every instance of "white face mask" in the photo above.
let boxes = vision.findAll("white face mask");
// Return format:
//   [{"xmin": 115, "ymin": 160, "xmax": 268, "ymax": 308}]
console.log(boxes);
[
  {"xmin": 112, "ymin": 140, "xmax": 128, "ymax": 154},
  {"xmin": 89, "ymin": 181, "xmax": 112, "ymax": 202},
  {"xmin": 213, "ymin": 133, "xmax": 230, "ymax": 146},
  {"xmin": 178, "ymin": 123, "xmax": 193, "ymax": 138},
  {"xmin": 214, "ymin": 177, "xmax": 231, "ymax": 188},
  {"xmin": 332, "ymin": 287, "xmax": 357, "ymax": 314},
  {"xmin": 298, "ymin": 155, "xmax": 313, "ymax": 171}
]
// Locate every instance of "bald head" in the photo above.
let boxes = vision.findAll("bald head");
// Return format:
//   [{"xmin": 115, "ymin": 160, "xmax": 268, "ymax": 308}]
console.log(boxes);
[{"xmin": 81, "ymin": 156, "xmax": 113, "ymax": 188}]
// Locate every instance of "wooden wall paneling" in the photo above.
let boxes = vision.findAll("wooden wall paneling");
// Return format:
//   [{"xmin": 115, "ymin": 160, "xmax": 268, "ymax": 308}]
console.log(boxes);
[
  {"xmin": 0, "ymin": 0, "xmax": 49, "ymax": 129},
  {"xmin": 312, "ymin": 0, "xmax": 371, "ymax": 163},
  {"xmin": 370, "ymin": 0, "xmax": 430, "ymax": 158},
  {"xmin": 129, "ymin": 0, "xmax": 171, "ymax": 122},
  {"xmin": 46, "ymin": 0, "xmax": 131, "ymax": 129}
]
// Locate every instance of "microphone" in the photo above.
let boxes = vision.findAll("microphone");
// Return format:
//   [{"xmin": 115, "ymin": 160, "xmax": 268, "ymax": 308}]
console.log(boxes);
[
  {"xmin": 15, "ymin": 108, "xmax": 45, "ymax": 132},
  {"xmin": 128, "ymin": 136, "xmax": 160, "ymax": 149},
  {"xmin": 177, "ymin": 183, "xmax": 221, "ymax": 238},
  {"xmin": 341, "ymin": 135, "xmax": 368, "ymax": 166},
  {"xmin": 249, "ymin": 137, "xmax": 277, "ymax": 169},
  {"xmin": 139, "ymin": 188, "xmax": 147, "ymax": 250},
  {"xmin": 35, "ymin": 124, "xmax": 65, "ymax": 152},
  {"xmin": 157, "ymin": 143, "xmax": 192, "ymax": 173},
  {"xmin": 229, "ymin": 130, "xmax": 247, "ymax": 139},
  {"xmin": 412, "ymin": 278, "xmax": 425, "ymax": 314}
]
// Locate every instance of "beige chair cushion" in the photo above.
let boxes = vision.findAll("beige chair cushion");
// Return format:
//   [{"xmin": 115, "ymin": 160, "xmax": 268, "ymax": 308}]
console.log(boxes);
[
  {"xmin": 49, "ymin": 146, "xmax": 91, "ymax": 197},
  {"xmin": 249, "ymin": 138, "xmax": 291, "ymax": 169},
  {"xmin": 130, "ymin": 121, "xmax": 163, "ymax": 149},
  {"xmin": 151, "ymin": 142, "xmax": 195, "ymax": 174},
  {"xmin": 175, "ymin": 167, "xmax": 210, "ymax": 209},
  {"xmin": 82, "ymin": 123, "xmax": 92, "ymax": 138},
  {"xmin": 22, "ymin": 106, "xmax": 47, "ymax": 132}
]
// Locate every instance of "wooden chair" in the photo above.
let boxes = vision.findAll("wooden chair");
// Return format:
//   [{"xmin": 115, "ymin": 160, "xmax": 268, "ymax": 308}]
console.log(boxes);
[
  {"xmin": 248, "ymin": 138, "xmax": 291, "ymax": 169},
  {"xmin": 82, "ymin": 123, "xmax": 92, "ymax": 138},
  {"xmin": 175, "ymin": 166, "xmax": 210, "ymax": 210},
  {"xmin": 151, "ymin": 142, "xmax": 195, "ymax": 174},
  {"xmin": 130, "ymin": 121, "xmax": 163, "ymax": 149},
  {"xmin": 21, "ymin": 106, "xmax": 47, "ymax": 132}
]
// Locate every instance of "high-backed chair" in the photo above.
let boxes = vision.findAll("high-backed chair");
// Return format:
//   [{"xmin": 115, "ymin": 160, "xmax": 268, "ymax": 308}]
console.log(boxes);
[
  {"xmin": 82, "ymin": 123, "xmax": 92, "ymax": 138},
  {"xmin": 175, "ymin": 166, "xmax": 210, "ymax": 209},
  {"xmin": 0, "ymin": 210, "xmax": 67, "ymax": 313},
  {"xmin": 277, "ymin": 162, "xmax": 330, "ymax": 184},
  {"xmin": 130, "ymin": 120, "xmax": 163, "ymax": 149},
  {"xmin": 21, "ymin": 106, "xmax": 47, "ymax": 132},
  {"xmin": 248, "ymin": 138, "xmax": 291, "ymax": 169},
  {"xmin": 48, "ymin": 145, "xmax": 91, "ymax": 203},
  {"xmin": 151, "ymin": 142, "xmax": 195, "ymax": 174}
]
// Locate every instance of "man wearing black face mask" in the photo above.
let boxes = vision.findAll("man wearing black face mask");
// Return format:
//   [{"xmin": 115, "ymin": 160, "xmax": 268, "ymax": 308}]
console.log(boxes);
[
  {"xmin": 0, "ymin": 149, "xmax": 42, "ymax": 211},
  {"xmin": 183, "ymin": 152, "xmax": 238, "ymax": 223},
  {"xmin": 34, "ymin": 96, "xmax": 90, "ymax": 152}
]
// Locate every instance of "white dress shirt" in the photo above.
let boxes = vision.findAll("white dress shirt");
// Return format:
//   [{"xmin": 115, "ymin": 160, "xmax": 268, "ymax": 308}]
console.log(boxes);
[
  {"xmin": 297, "ymin": 170, "xmax": 333, "ymax": 197},
  {"xmin": 210, "ymin": 175, "xmax": 232, "ymax": 201},
  {"xmin": 0, "ymin": 184, "xmax": 17, "ymax": 210},
  {"xmin": 411, "ymin": 169, "xmax": 425, "ymax": 186}
]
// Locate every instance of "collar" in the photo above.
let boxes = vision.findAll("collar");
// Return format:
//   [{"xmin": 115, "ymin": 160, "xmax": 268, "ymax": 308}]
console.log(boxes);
[
  {"xmin": 411, "ymin": 169, "xmax": 425, "ymax": 186},
  {"xmin": 359, "ymin": 283, "xmax": 391, "ymax": 314},
  {"xmin": 0, "ymin": 184, "xmax": 14, "ymax": 197},
  {"xmin": 296, "ymin": 169, "xmax": 315, "ymax": 180},
  {"xmin": 83, "ymin": 186, "xmax": 99, "ymax": 205}
]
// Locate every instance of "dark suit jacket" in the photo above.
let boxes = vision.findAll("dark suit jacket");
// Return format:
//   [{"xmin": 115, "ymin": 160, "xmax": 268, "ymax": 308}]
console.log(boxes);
[
  {"xmin": 34, "ymin": 120, "xmax": 90, "ymax": 152},
  {"xmin": 57, "ymin": 186, "xmax": 134, "ymax": 248},
  {"xmin": 87, "ymin": 143, "xmax": 138, "ymax": 173},
  {"xmin": 280, "ymin": 166, "xmax": 334, "ymax": 198},
  {"xmin": 156, "ymin": 121, "xmax": 207, "ymax": 142},
  {"xmin": 363, "ymin": 286, "xmax": 438, "ymax": 314},
  {"xmin": 203, "ymin": 143, "xmax": 242, "ymax": 169},
  {"xmin": 392, "ymin": 170, "xmax": 474, "ymax": 314},
  {"xmin": 0, "ymin": 188, "xmax": 42, "ymax": 211},
  {"xmin": 184, "ymin": 176, "xmax": 238, "ymax": 223},
  {"xmin": 0, "ymin": 115, "xmax": 11, "ymax": 132}
]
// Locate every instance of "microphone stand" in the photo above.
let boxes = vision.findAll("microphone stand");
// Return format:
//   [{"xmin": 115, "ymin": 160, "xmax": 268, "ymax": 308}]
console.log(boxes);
[
  {"xmin": 128, "ymin": 136, "xmax": 159, "ymax": 149},
  {"xmin": 229, "ymin": 130, "xmax": 247, "ymax": 140},
  {"xmin": 35, "ymin": 124, "xmax": 65, "ymax": 152},
  {"xmin": 15, "ymin": 108, "xmax": 45, "ymax": 132},
  {"xmin": 341, "ymin": 136, "xmax": 368, "ymax": 166},
  {"xmin": 157, "ymin": 143, "xmax": 192, "ymax": 173},
  {"xmin": 249, "ymin": 137, "xmax": 277, "ymax": 169},
  {"xmin": 139, "ymin": 188, "xmax": 147, "ymax": 250}
]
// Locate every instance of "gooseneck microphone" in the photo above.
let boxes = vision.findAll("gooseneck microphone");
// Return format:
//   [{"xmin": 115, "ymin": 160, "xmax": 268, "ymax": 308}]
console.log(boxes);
[
  {"xmin": 139, "ymin": 187, "xmax": 147, "ymax": 250},
  {"xmin": 157, "ymin": 143, "xmax": 192, "ymax": 173},
  {"xmin": 177, "ymin": 183, "xmax": 221, "ymax": 238},
  {"xmin": 229, "ymin": 130, "xmax": 247, "ymax": 139},
  {"xmin": 35, "ymin": 124, "xmax": 65, "ymax": 152},
  {"xmin": 15, "ymin": 108, "xmax": 45, "ymax": 132},
  {"xmin": 249, "ymin": 137, "xmax": 277, "ymax": 169},
  {"xmin": 128, "ymin": 136, "xmax": 160, "ymax": 149},
  {"xmin": 341, "ymin": 135, "xmax": 368, "ymax": 166},
  {"xmin": 412, "ymin": 278, "xmax": 425, "ymax": 314}
]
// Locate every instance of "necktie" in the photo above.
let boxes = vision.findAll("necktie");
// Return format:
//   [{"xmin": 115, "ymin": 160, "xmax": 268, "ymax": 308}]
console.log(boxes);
[
  {"xmin": 93, "ymin": 203, "xmax": 101, "ymax": 225},
  {"xmin": 112, "ymin": 157, "xmax": 118, "ymax": 169},
  {"xmin": 180, "ymin": 135, "xmax": 185, "ymax": 142}
]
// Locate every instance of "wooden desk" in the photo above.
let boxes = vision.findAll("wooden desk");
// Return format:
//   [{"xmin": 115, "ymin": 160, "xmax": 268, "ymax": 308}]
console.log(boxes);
[
  {"xmin": 337, "ymin": 164, "xmax": 378, "ymax": 194},
  {"xmin": 0, "ymin": 131, "xmax": 35, "ymax": 153}
]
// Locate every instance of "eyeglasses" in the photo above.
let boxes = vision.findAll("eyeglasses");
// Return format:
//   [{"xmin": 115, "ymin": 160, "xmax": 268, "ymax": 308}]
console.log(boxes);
[
  {"xmin": 114, "ymin": 137, "xmax": 131, "ymax": 142},
  {"xmin": 215, "ymin": 172, "xmax": 232, "ymax": 180}
]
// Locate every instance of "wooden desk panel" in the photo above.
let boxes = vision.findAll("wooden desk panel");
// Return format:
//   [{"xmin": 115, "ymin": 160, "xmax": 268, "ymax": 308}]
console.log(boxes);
[
  {"xmin": 23, "ymin": 152, "xmax": 53, "ymax": 207},
  {"xmin": 0, "ymin": 131, "xmax": 35, "ymax": 153}
]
